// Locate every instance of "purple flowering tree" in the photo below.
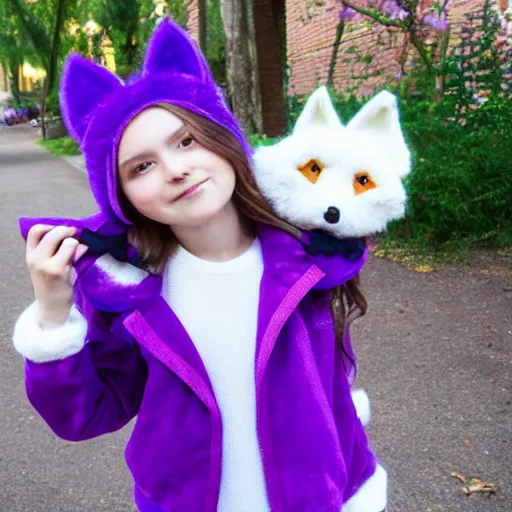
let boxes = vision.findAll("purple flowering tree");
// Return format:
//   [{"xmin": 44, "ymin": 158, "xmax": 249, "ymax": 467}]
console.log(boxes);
[{"xmin": 336, "ymin": 0, "xmax": 453, "ymax": 99}]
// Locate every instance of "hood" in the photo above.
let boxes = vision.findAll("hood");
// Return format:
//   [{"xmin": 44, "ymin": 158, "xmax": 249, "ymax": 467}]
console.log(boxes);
[{"xmin": 60, "ymin": 17, "xmax": 250, "ymax": 225}]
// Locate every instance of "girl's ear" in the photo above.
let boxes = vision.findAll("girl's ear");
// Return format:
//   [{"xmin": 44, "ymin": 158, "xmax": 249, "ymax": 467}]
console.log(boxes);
[
  {"xmin": 142, "ymin": 18, "xmax": 210, "ymax": 82},
  {"xmin": 347, "ymin": 91, "xmax": 410, "ymax": 178},
  {"xmin": 60, "ymin": 53, "xmax": 123, "ymax": 145},
  {"xmin": 293, "ymin": 86, "xmax": 342, "ymax": 135}
]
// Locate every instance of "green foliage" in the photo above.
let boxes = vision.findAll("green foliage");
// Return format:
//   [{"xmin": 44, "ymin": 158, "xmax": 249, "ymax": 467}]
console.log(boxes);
[
  {"xmin": 392, "ymin": 96, "xmax": 512, "ymax": 249},
  {"xmin": 279, "ymin": 2, "xmax": 512, "ymax": 252},
  {"xmin": 38, "ymin": 136, "xmax": 81, "ymax": 156},
  {"xmin": 0, "ymin": 2, "xmax": 28, "ymax": 104},
  {"xmin": 248, "ymin": 134, "xmax": 277, "ymax": 147},
  {"xmin": 45, "ymin": 88, "xmax": 61, "ymax": 118},
  {"xmin": 205, "ymin": 0, "xmax": 226, "ymax": 87},
  {"xmin": 282, "ymin": 91, "xmax": 512, "ymax": 250}
]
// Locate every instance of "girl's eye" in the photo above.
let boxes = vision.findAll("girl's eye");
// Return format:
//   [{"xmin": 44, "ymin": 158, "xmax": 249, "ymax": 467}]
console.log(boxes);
[
  {"xmin": 297, "ymin": 159, "xmax": 325, "ymax": 184},
  {"xmin": 133, "ymin": 162, "xmax": 152, "ymax": 175},
  {"xmin": 353, "ymin": 172, "xmax": 376, "ymax": 195},
  {"xmin": 179, "ymin": 136, "xmax": 195, "ymax": 149}
]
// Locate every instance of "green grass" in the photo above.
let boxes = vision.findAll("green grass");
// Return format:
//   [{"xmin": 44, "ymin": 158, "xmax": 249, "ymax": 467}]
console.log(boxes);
[{"xmin": 38, "ymin": 136, "xmax": 81, "ymax": 156}]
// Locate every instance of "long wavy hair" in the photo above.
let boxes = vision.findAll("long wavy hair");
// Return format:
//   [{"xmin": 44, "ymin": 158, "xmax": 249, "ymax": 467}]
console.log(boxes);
[{"xmin": 117, "ymin": 103, "xmax": 367, "ymax": 347}]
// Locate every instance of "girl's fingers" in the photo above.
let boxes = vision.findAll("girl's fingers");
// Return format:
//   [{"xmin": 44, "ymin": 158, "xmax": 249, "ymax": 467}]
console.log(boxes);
[
  {"xmin": 26, "ymin": 224, "xmax": 54, "ymax": 252},
  {"xmin": 36, "ymin": 226, "xmax": 77, "ymax": 259},
  {"xmin": 73, "ymin": 243, "xmax": 89, "ymax": 263},
  {"xmin": 52, "ymin": 237, "xmax": 79, "ymax": 267}
]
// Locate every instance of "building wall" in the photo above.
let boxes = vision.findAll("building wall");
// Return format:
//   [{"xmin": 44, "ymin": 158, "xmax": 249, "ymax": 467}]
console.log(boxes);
[{"xmin": 286, "ymin": 0, "xmax": 487, "ymax": 97}]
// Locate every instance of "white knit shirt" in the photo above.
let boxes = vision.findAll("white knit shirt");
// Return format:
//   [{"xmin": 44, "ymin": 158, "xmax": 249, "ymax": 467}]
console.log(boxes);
[{"xmin": 162, "ymin": 238, "xmax": 269, "ymax": 512}]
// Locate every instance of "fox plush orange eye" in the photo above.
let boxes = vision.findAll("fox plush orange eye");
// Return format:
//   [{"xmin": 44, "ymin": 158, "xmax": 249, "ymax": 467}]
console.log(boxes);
[
  {"xmin": 353, "ymin": 172, "xmax": 376, "ymax": 195},
  {"xmin": 297, "ymin": 159, "xmax": 324, "ymax": 184}
]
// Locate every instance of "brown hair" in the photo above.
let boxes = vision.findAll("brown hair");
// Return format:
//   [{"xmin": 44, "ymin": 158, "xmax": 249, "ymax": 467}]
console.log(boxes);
[{"xmin": 117, "ymin": 103, "xmax": 367, "ymax": 344}]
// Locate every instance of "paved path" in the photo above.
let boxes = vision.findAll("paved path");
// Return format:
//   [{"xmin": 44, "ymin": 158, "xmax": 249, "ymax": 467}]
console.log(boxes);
[{"xmin": 1, "ymin": 124, "xmax": 510, "ymax": 511}]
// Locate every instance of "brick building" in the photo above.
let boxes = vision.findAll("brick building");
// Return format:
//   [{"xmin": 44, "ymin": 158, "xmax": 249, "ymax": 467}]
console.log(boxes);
[{"xmin": 187, "ymin": 0, "xmax": 510, "ymax": 134}]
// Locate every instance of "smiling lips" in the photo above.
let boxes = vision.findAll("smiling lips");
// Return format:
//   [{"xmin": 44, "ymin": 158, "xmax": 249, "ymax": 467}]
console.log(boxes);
[{"xmin": 174, "ymin": 179, "xmax": 209, "ymax": 201}]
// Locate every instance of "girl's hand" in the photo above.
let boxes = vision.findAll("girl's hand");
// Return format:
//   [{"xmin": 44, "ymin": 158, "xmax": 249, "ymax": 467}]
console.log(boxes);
[{"xmin": 26, "ymin": 225, "xmax": 88, "ymax": 329}]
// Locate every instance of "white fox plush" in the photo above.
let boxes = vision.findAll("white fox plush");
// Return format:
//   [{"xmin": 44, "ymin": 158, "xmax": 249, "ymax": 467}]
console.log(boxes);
[{"xmin": 253, "ymin": 86, "xmax": 411, "ymax": 242}]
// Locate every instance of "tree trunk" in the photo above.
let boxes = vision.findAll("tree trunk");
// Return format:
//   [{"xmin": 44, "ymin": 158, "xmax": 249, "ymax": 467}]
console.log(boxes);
[
  {"xmin": 43, "ymin": 0, "xmax": 67, "ymax": 139},
  {"xmin": 47, "ymin": 0, "xmax": 66, "ymax": 93},
  {"xmin": 219, "ymin": 0, "xmax": 261, "ymax": 134},
  {"xmin": 123, "ymin": 13, "xmax": 139, "ymax": 69},
  {"xmin": 252, "ymin": 0, "xmax": 286, "ymax": 136},
  {"xmin": 40, "ymin": 77, "xmax": 48, "ymax": 139},
  {"xmin": 198, "ymin": 0, "xmax": 207, "ymax": 53},
  {"xmin": 8, "ymin": 60, "xmax": 21, "ymax": 106}
]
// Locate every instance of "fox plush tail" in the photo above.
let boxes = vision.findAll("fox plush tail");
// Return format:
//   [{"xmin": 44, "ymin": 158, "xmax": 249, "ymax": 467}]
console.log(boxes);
[{"xmin": 351, "ymin": 388, "xmax": 371, "ymax": 427}]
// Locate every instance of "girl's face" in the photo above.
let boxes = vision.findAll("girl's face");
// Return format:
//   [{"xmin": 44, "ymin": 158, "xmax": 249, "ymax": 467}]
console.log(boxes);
[{"xmin": 118, "ymin": 107, "xmax": 236, "ymax": 228}]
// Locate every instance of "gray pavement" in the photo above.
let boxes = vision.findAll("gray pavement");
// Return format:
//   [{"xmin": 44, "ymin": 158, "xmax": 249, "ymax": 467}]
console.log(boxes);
[{"xmin": 0, "ymin": 124, "xmax": 510, "ymax": 511}]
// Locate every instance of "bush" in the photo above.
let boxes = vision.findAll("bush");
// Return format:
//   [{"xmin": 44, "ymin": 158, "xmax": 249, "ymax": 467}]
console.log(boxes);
[
  {"xmin": 394, "ymin": 96, "xmax": 512, "ymax": 248},
  {"xmin": 282, "ymin": 92, "xmax": 512, "ymax": 249}
]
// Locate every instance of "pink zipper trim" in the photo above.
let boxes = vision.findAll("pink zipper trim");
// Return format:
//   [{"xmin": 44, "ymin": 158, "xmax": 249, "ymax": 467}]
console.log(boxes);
[
  {"xmin": 123, "ymin": 310, "xmax": 222, "ymax": 512},
  {"xmin": 255, "ymin": 264, "xmax": 325, "ymax": 512}
]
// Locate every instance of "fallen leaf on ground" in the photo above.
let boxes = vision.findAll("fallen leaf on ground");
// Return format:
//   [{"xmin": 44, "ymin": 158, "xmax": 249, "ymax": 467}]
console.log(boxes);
[
  {"xmin": 413, "ymin": 264, "xmax": 435, "ymax": 273},
  {"xmin": 450, "ymin": 471, "xmax": 498, "ymax": 496}
]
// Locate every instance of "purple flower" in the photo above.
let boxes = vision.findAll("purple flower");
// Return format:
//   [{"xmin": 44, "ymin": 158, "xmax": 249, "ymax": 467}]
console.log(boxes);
[
  {"xmin": 472, "ymin": 93, "xmax": 488, "ymax": 105},
  {"xmin": 381, "ymin": 0, "xmax": 409, "ymax": 21},
  {"xmin": 394, "ymin": 70, "xmax": 403, "ymax": 80},
  {"xmin": 339, "ymin": 6, "xmax": 360, "ymax": 21},
  {"xmin": 423, "ymin": 10, "xmax": 450, "ymax": 32}
]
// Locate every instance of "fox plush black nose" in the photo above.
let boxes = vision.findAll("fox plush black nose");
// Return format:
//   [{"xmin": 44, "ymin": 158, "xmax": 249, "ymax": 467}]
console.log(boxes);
[{"xmin": 324, "ymin": 207, "xmax": 340, "ymax": 224}]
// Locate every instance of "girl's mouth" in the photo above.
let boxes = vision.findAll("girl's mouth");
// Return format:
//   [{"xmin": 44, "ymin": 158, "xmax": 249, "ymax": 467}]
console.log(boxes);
[{"xmin": 174, "ymin": 179, "xmax": 209, "ymax": 201}]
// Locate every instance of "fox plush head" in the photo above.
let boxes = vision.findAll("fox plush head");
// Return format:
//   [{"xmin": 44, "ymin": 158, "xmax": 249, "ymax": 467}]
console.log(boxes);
[{"xmin": 253, "ymin": 87, "xmax": 411, "ymax": 239}]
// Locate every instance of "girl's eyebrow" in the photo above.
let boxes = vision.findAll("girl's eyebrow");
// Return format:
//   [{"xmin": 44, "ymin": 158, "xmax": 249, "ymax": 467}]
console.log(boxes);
[
  {"xmin": 165, "ymin": 124, "xmax": 188, "ymax": 147},
  {"xmin": 119, "ymin": 125, "xmax": 189, "ymax": 172}
]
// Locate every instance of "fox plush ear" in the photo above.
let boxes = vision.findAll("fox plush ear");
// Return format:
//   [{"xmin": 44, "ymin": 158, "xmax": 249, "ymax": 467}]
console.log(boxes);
[
  {"xmin": 143, "ymin": 18, "xmax": 210, "ymax": 81},
  {"xmin": 347, "ymin": 90, "xmax": 410, "ymax": 177},
  {"xmin": 60, "ymin": 53, "xmax": 122, "ymax": 145},
  {"xmin": 293, "ymin": 86, "xmax": 342, "ymax": 135}
]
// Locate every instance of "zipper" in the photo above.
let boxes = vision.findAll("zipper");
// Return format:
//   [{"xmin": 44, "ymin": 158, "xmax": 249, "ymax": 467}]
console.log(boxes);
[
  {"xmin": 255, "ymin": 264, "xmax": 325, "ymax": 512},
  {"xmin": 123, "ymin": 309, "xmax": 222, "ymax": 512}
]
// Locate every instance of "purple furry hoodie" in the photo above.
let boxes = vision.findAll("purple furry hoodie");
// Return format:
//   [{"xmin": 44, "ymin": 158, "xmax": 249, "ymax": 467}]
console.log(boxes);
[{"xmin": 15, "ymin": 19, "xmax": 382, "ymax": 512}]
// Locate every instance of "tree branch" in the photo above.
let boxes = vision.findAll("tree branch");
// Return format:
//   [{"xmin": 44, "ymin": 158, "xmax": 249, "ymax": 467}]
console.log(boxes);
[
  {"xmin": 327, "ymin": 20, "xmax": 345, "ymax": 87},
  {"xmin": 341, "ymin": 0, "xmax": 406, "ymax": 29}
]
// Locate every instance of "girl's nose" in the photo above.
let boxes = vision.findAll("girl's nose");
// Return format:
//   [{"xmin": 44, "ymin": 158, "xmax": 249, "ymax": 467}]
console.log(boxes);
[{"xmin": 162, "ymin": 154, "xmax": 191, "ymax": 182}]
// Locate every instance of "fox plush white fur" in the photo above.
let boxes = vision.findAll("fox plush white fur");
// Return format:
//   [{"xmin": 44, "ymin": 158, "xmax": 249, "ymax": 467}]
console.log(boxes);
[{"xmin": 253, "ymin": 86, "xmax": 411, "ymax": 239}]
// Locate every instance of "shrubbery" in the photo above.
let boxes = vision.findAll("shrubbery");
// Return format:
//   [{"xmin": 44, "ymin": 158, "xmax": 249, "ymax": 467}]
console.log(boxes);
[
  {"xmin": 282, "ymin": 92, "xmax": 512, "ymax": 250},
  {"xmin": 277, "ymin": 2, "xmax": 512, "ymax": 251}
]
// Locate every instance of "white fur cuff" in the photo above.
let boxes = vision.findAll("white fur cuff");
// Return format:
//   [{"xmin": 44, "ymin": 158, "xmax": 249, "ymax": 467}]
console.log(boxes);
[
  {"xmin": 12, "ymin": 301, "xmax": 87, "ymax": 363},
  {"xmin": 351, "ymin": 388, "xmax": 371, "ymax": 427},
  {"xmin": 342, "ymin": 464, "xmax": 387, "ymax": 512}
]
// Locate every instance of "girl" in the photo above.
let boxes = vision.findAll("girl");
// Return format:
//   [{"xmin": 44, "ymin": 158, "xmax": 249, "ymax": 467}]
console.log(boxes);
[{"xmin": 13, "ymin": 19, "xmax": 387, "ymax": 512}]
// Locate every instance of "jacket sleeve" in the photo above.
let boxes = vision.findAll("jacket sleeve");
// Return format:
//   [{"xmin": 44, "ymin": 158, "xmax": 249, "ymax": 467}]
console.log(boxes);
[{"xmin": 12, "ymin": 300, "xmax": 148, "ymax": 441}]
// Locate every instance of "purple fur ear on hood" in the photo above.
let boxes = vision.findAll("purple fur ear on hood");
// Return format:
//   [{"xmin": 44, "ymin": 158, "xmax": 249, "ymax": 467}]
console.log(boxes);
[
  {"xmin": 60, "ymin": 53, "xmax": 122, "ymax": 144},
  {"xmin": 143, "ymin": 18, "xmax": 210, "ymax": 81}
]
